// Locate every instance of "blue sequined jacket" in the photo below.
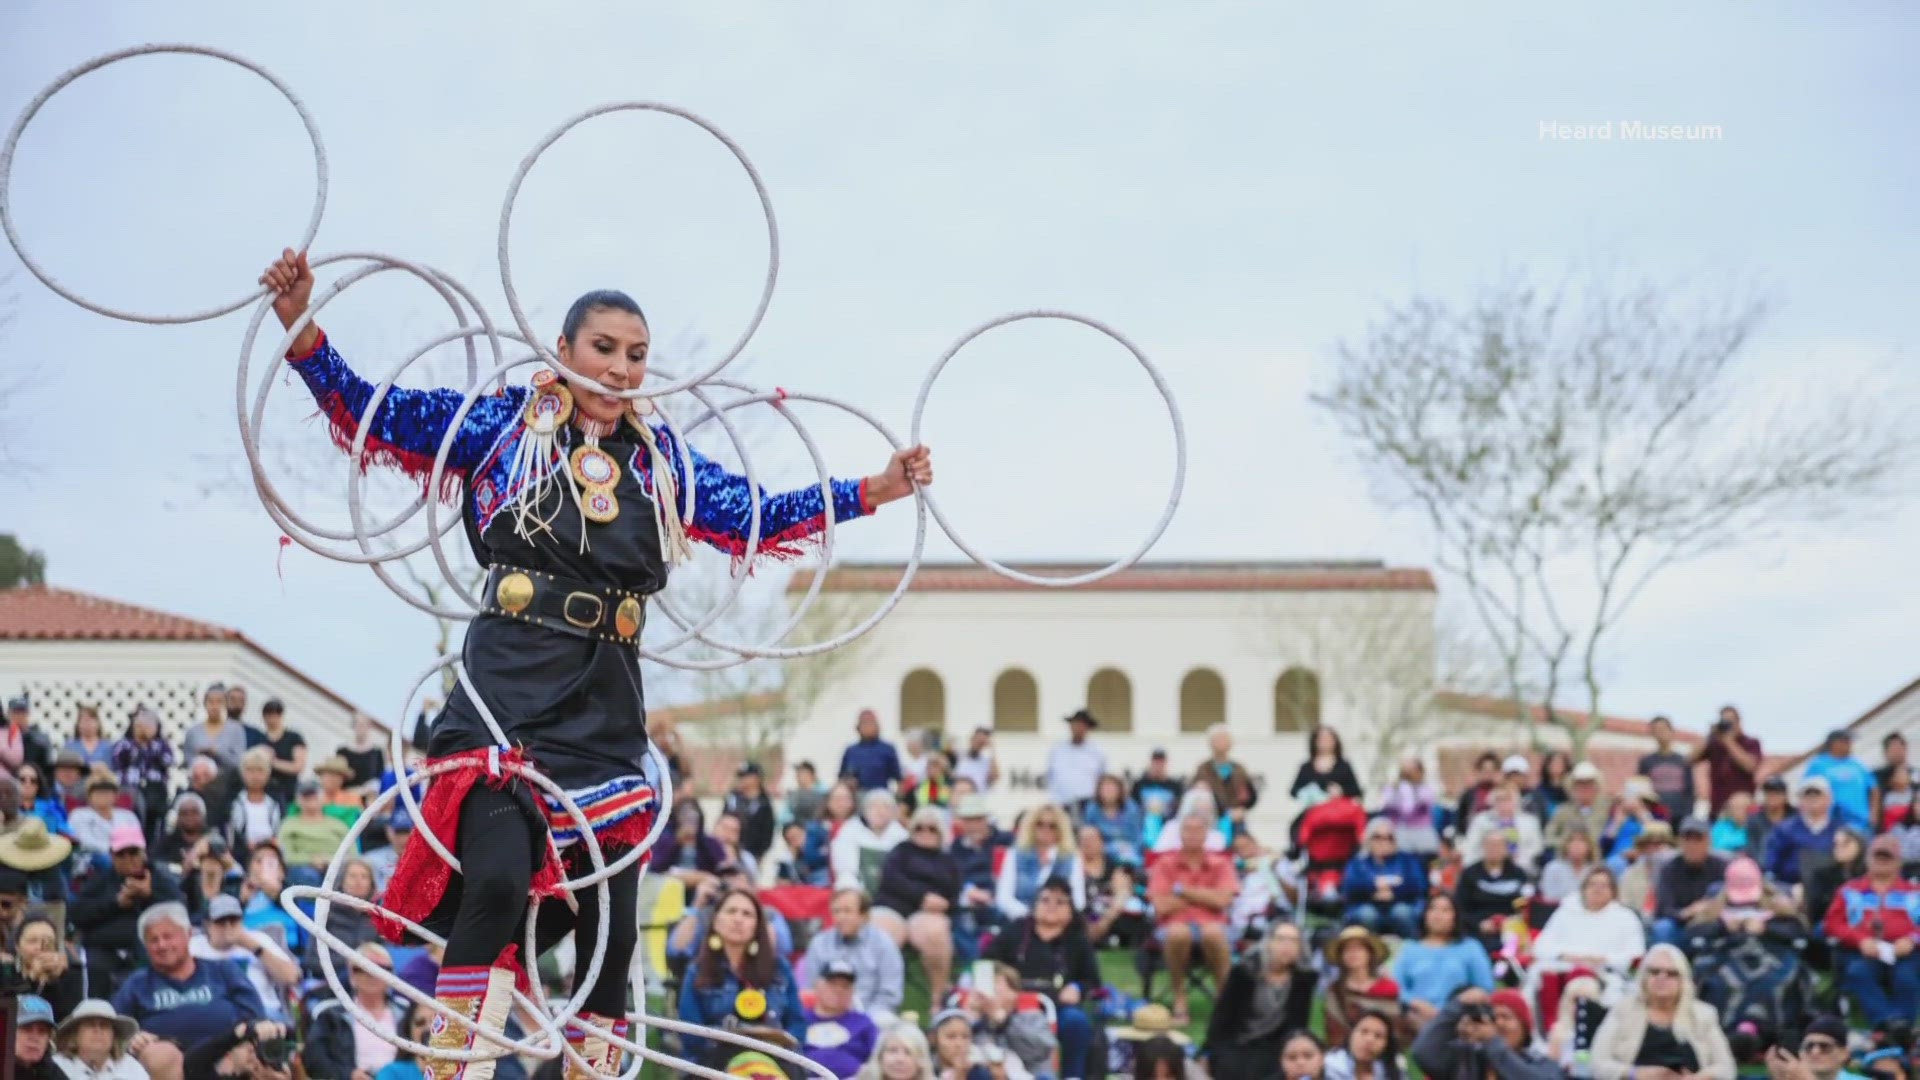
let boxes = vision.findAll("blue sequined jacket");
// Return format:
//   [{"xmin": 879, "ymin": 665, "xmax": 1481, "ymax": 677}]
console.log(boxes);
[{"xmin": 285, "ymin": 329, "xmax": 873, "ymax": 560}]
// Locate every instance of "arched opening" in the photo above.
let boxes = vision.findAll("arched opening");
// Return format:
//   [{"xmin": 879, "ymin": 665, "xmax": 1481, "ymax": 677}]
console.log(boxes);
[
  {"xmin": 993, "ymin": 669, "xmax": 1039, "ymax": 733},
  {"xmin": 1274, "ymin": 667, "xmax": 1321, "ymax": 733},
  {"xmin": 1086, "ymin": 668, "xmax": 1133, "ymax": 733},
  {"xmin": 900, "ymin": 668, "xmax": 946, "ymax": 732},
  {"xmin": 1180, "ymin": 668, "xmax": 1226, "ymax": 733}
]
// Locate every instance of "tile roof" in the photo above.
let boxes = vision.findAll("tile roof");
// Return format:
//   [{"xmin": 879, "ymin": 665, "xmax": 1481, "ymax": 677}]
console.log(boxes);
[
  {"xmin": 786, "ymin": 561, "xmax": 1436, "ymax": 594},
  {"xmin": 1432, "ymin": 691, "xmax": 1702, "ymax": 744},
  {"xmin": 0, "ymin": 586, "xmax": 240, "ymax": 641}
]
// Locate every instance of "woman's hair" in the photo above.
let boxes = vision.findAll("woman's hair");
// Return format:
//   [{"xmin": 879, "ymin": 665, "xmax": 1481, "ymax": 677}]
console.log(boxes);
[
  {"xmin": 1310, "ymin": 725, "xmax": 1345, "ymax": 759},
  {"xmin": 1132, "ymin": 1034, "xmax": 1190, "ymax": 1079},
  {"xmin": 906, "ymin": 805, "xmax": 949, "ymax": 847},
  {"xmin": 241, "ymin": 746, "xmax": 273, "ymax": 772},
  {"xmin": 692, "ymin": 887, "xmax": 778, "ymax": 991},
  {"xmin": 1580, "ymin": 864, "xmax": 1620, "ymax": 904},
  {"xmin": 1560, "ymin": 829, "xmax": 1595, "ymax": 863},
  {"xmin": 561, "ymin": 290, "xmax": 646, "ymax": 343},
  {"xmin": 56, "ymin": 1012, "xmax": 131, "ymax": 1058},
  {"xmin": 340, "ymin": 857, "xmax": 377, "ymax": 900},
  {"xmin": 1633, "ymin": 942, "xmax": 1698, "ymax": 1010},
  {"xmin": 855, "ymin": 1021, "xmax": 934, "ymax": 1080},
  {"xmin": 1541, "ymin": 751, "xmax": 1573, "ymax": 784},
  {"xmin": 1422, "ymin": 891, "xmax": 1462, "ymax": 941},
  {"xmin": 74, "ymin": 706, "xmax": 101, "ymax": 736},
  {"xmin": 1016, "ymin": 803, "xmax": 1071, "ymax": 851},
  {"xmin": 1347, "ymin": 1010, "xmax": 1405, "ymax": 1080},
  {"xmin": 1095, "ymin": 774, "xmax": 1127, "ymax": 808}
]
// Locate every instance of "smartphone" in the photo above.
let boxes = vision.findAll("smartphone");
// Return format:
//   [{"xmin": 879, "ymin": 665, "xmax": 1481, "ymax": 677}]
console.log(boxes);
[{"xmin": 970, "ymin": 959, "xmax": 996, "ymax": 992}]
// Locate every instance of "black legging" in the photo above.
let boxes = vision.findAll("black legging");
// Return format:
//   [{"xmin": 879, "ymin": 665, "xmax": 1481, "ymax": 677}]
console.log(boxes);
[{"xmin": 434, "ymin": 784, "xmax": 641, "ymax": 1017}]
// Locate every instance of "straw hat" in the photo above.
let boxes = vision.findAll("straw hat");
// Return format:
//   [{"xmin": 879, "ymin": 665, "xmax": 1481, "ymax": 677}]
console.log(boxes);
[
  {"xmin": 55, "ymin": 998, "xmax": 138, "ymax": 1048},
  {"xmin": 0, "ymin": 815, "xmax": 74, "ymax": 872},
  {"xmin": 1324, "ymin": 924, "xmax": 1390, "ymax": 968},
  {"xmin": 1110, "ymin": 1003, "xmax": 1191, "ymax": 1045},
  {"xmin": 314, "ymin": 755, "xmax": 355, "ymax": 779}
]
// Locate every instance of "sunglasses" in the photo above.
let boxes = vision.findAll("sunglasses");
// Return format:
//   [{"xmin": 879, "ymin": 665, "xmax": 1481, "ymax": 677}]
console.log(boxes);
[
  {"xmin": 1872, "ymin": 850, "xmax": 1900, "ymax": 860},
  {"xmin": 913, "ymin": 825, "xmax": 940, "ymax": 834},
  {"xmin": 1643, "ymin": 967, "xmax": 1681, "ymax": 978},
  {"xmin": 1035, "ymin": 821, "xmax": 1059, "ymax": 831},
  {"xmin": 1802, "ymin": 1039, "xmax": 1841, "ymax": 1053}
]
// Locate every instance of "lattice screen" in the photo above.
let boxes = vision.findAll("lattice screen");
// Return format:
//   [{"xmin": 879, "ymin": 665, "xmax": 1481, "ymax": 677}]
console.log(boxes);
[{"xmin": 18, "ymin": 677, "xmax": 208, "ymax": 747}]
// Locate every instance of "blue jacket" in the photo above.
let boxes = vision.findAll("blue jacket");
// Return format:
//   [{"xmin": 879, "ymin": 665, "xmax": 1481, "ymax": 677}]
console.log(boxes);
[
  {"xmin": 1342, "ymin": 851, "xmax": 1428, "ymax": 904},
  {"xmin": 677, "ymin": 956, "xmax": 806, "ymax": 1064},
  {"xmin": 1804, "ymin": 755, "xmax": 1877, "ymax": 831},
  {"xmin": 1762, "ymin": 813, "xmax": 1840, "ymax": 885},
  {"xmin": 838, "ymin": 739, "xmax": 902, "ymax": 792},
  {"xmin": 1083, "ymin": 800, "xmax": 1145, "ymax": 864},
  {"xmin": 802, "ymin": 1007, "xmax": 879, "ymax": 1078}
]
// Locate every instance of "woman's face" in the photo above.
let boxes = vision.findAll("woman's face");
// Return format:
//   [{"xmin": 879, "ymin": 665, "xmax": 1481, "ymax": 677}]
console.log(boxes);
[
  {"xmin": 1341, "ymin": 940, "xmax": 1374, "ymax": 974},
  {"xmin": 713, "ymin": 815, "xmax": 741, "ymax": 847},
  {"xmin": 1838, "ymin": 832, "xmax": 1864, "ymax": 863},
  {"xmin": 343, "ymin": 863, "xmax": 375, "ymax": 901},
  {"xmin": 1032, "ymin": 811, "xmax": 1063, "ymax": 849},
  {"xmin": 1424, "ymin": 897, "xmax": 1456, "ymax": 938},
  {"xmin": 1349, "ymin": 1016, "xmax": 1389, "ymax": 1064},
  {"xmin": 1097, "ymin": 777, "xmax": 1122, "ymax": 806},
  {"xmin": 17, "ymin": 921, "xmax": 56, "ymax": 961},
  {"xmin": 76, "ymin": 1017, "xmax": 114, "ymax": 1059},
  {"xmin": 933, "ymin": 1019, "xmax": 971, "ymax": 1066},
  {"xmin": 1314, "ymin": 728, "xmax": 1338, "ymax": 757},
  {"xmin": 1582, "ymin": 872, "xmax": 1615, "ymax": 910},
  {"xmin": 714, "ymin": 893, "xmax": 759, "ymax": 948},
  {"xmin": 1078, "ymin": 825, "xmax": 1105, "ymax": 859},
  {"xmin": 17, "ymin": 768, "xmax": 40, "ymax": 799},
  {"xmin": 911, "ymin": 817, "xmax": 943, "ymax": 850},
  {"xmin": 77, "ymin": 712, "xmax": 100, "ymax": 739},
  {"xmin": 879, "ymin": 1037, "xmax": 920, "ymax": 1080},
  {"xmin": 826, "ymin": 786, "xmax": 855, "ymax": 820},
  {"xmin": 408, "ymin": 1008, "xmax": 433, "ymax": 1044},
  {"xmin": 1282, "ymin": 1036, "xmax": 1325, "ymax": 1080},
  {"xmin": 556, "ymin": 307, "xmax": 650, "ymax": 424},
  {"xmin": 1564, "ymin": 834, "xmax": 1593, "ymax": 865}
]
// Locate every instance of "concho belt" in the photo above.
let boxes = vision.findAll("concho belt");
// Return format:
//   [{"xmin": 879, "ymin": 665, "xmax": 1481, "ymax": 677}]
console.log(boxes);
[{"xmin": 483, "ymin": 565, "xmax": 647, "ymax": 644}]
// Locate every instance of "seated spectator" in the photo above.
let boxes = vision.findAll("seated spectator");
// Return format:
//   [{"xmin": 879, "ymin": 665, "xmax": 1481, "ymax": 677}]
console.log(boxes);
[
  {"xmin": 69, "ymin": 772, "xmax": 145, "ymax": 858},
  {"xmin": 1326, "ymin": 1009, "xmax": 1404, "ymax": 1080},
  {"xmin": 275, "ymin": 779, "xmax": 349, "ymax": 886},
  {"xmin": 1380, "ymin": 755, "xmax": 1442, "ymax": 859},
  {"xmin": 801, "ymin": 888, "xmax": 905, "ymax": 1024},
  {"xmin": 0, "ymin": 816, "xmax": 73, "ymax": 928},
  {"xmin": 51, "ymin": 748, "xmax": 89, "ymax": 809},
  {"xmin": 651, "ymin": 800, "xmax": 729, "ymax": 889},
  {"xmin": 151, "ymin": 793, "xmax": 210, "ymax": 869},
  {"xmin": 724, "ymin": 762, "xmax": 778, "ymax": 862},
  {"xmin": 906, "ymin": 749, "xmax": 956, "ymax": 813},
  {"xmin": 951, "ymin": 794, "xmax": 1011, "ymax": 951},
  {"xmin": 802, "ymin": 959, "xmax": 880, "ymax": 1079},
  {"xmin": 834, "ymin": 790, "xmax": 910, "ymax": 896},
  {"xmin": 1762, "ymin": 776, "xmax": 1840, "ymax": 887},
  {"xmin": 70, "ymin": 825, "xmax": 183, "ymax": 991},
  {"xmin": 1323, "ymin": 925, "xmax": 1403, "ymax": 1050},
  {"xmin": 1463, "ymin": 784, "xmax": 1544, "ymax": 872},
  {"xmin": 1588, "ymin": 943, "xmax": 1735, "ymax": 1080},
  {"xmin": 1652, "ymin": 818, "xmax": 1730, "ymax": 947},
  {"xmin": 1204, "ymin": 921, "xmax": 1318, "ymax": 1080},
  {"xmin": 183, "ymin": 755, "xmax": 232, "ymax": 836},
  {"xmin": 112, "ymin": 707, "xmax": 174, "ymax": 843},
  {"xmin": 65, "ymin": 704, "xmax": 113, "ymax": 767},
  {"xmin": 15, "ymin": 764, "xmax": 70, "ymax": 838},
  {"xmin": 712, "ymin": 810, "xmax": 762, "ymax": 882},
  {"xmin": 1456, "ymin": 829, "xmax": 1534, "ymax": 953},
  {"xmin": 1148, "ymin": 812, "xmax": 1240, "ymax": 1023},
  {"xmin": 0, "ymin": 863, "xmax": 27, "ymax": 934},
  {"xmin": 1343, "ymin": 818, "xmax": 1428, "ymax": 939},
  {"xmin": 191, "ymin": 894, "xmax": 298, "ymax": 1024},
  {"xmin": 1683, "ymin": 855, "xmax": 1802, "ymax": 940},
  {"xmin": 1155, "ymin": 784, "xmax": 1235, "ymax": 856},
  {"xmin": 1537, "ymin": 829, "xmax": 1599, "ymax": 905},
  {"xmin": 677, "ymin": 888, "xmax": 806, "ymax": 1068},
  {"xmin": 14, "ymin": 909, "xmax": 89, "ymax": 1019},
  {"xmin": 800, "ymin": 783, "xmax": 858, "ymax": 883},
  {"xmin": 670, "ymin": 864, "xmax": 796, "ymax": 976},
  {"xmin": 1711, "ymin": 791, "xmax": 1755, "ymax": 856},
  {"xmin": 861, "ymin": 1021, "xmax": 939, "ymax": 1080},
  {"xmin": 786, "ymin": 760, "xmax": 826, "ymax": 826},
  {"xmin": 984, "ymin": 876, "xmax": 1102, "ymax": 1079},
  {"xmin": 303, "ymin": 857, "xmax": 382, "ymax": 978},
  {"xmin": 1410, "ymin": 987, "xmax": 1561, "ymax": 1080},
  {"xmin": 995, "ymin": 802, "xmax": 1084, "ymax": 920},
  {"xmin": 770, "ymin": 820, "xmax": 813, "ymax": 886},
  {"xmin": 179, "ymin": 828, "xmax": 243, "ymax": 926},
  {"xmin": 1295, "ymin": 783, "xmax": 1368, "ymax": 889},
  {"xmin": 115, "ymin": 901, "xmax": 265, "ymax": 1075},
  {"xmin": 1084, "ymin": 824, "xmax": 1150, "ymax": 948},
  {"xmin": 303, "ymin": 941, "xmax": 406, "ymax": 1080},
  {"xmin": 312, "ymin": 755, "xmax": 364, "ymax": 826},
  {"xmin": 1601, "ymin": 778, "xmax": 1664, "ymax": 865},
  {"xmin": 239, "ymin": 843, "xmax": 303, "ymax": 954},
  {"xmin": 362, "ymin": 807, "xmax": 410, "ymax": 894},
  {"xmin": 962, "ymin": 961, "xmax": 1056, "ymax": 1079},
  {"xmin": 15, "ymin": 994, "xmax": 60, "ymax": 1080},
  {"xmin": 1530, "ymin": 866, "xmax": 1648, "ymax": 1007},
  {"xmin": 1821, "ymin": 832, "xmax": 1920, "ymax": 1025},
  {"xmin": 50, "ymin": 997, "xmax": 151, "ymax": 1080},
  {"xmin": 1430, "ymin": 832, "xmax": 1465, "ymax": 895},
  {"xmin": 223, "ymin": 748, "xmax": 283, "ymax": 865},
  {"xmin": 1618, "ymin": 823, "xmax": 1675, "ymax": 914},
  {"xmin": 1284, "ymin": 1031, "xmax": 1331, "ymax": 1080},
  {"xmin": 372, "ymin": 1004, "xmax": 435, "ymax": 1080},
  {"xmin": 1394, "ymin": 893, "xmax": 1495, "ymax": 1027},
  {"xmin": 872, "ymin": 804, "xmax": 961, "ymax": 1004},
  {"xmin": 1769, "ymin": 1016, "xmax": 1858, "ymax": 1080},
  {"xmin": 1084, "ymin": 773, "xmax": 1145, "ymax": 865},
  {"xmin": 1528, "ymin": 752, "xmax": 1575, "ymax": 826},
  {"xmin": 1803, "ymin": 825, "xmax": 1867, "ymax": 938},
  {"xmin": 930, "ymin": 1006, "xmax": 1015, "ymax": 1080}
]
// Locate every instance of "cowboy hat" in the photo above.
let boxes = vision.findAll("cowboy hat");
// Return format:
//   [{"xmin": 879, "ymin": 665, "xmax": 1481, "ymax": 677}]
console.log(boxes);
[
  {"xmin": 1324, "ymin": 924, "xmax": 1390, "ymax": 968},
  {"xmin": 55, "ymin": 998, "xmax": 138, "ymax": 1047},
  {"xmin": 1110, "ymin": 1003, "xmax": 1191, "ymax": 1045},
  {"xmin": 0, "ymin": 815, "xmax": 74, "ymax": 872},
  {"xmin": 314, "ymin": 755, "xmax": 355, "ymax": 778}
]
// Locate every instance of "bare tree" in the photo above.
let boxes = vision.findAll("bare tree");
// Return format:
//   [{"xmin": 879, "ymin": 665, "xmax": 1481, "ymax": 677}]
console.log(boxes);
[{"xmin": 1315, "ymin": 274, "xmax": 1911, "ymax": 753}]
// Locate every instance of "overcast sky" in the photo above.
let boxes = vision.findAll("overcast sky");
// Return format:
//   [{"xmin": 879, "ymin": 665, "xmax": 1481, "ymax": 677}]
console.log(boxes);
[{"xmin": 2, "ymin": 2, "xmax": 1915, "ymax": 753}]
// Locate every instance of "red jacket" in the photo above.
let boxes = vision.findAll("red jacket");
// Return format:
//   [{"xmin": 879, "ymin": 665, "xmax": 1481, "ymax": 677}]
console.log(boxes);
[
  {"xmin": 1300, "ymin": 796, "xmax": 1368, "ymax": 866},
  {"xmin": 1822, "ymin": 874, "xmax": 1920, "ymax": 948}
]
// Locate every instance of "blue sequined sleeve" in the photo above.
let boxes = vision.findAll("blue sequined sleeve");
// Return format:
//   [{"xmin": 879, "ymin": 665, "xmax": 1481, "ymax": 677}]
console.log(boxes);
[
  {"xmin": 659, "ymin": 429, "xmax": 872, "ymax": 559},
  {"xmin": 287, "ymin": 331, "xmax": 525, "ymax": 488}
]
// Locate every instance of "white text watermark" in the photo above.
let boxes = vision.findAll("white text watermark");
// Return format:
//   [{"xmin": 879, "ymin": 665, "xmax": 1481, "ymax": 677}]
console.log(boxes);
[{"xmin": 1538, "ymin": 120, "xmax": 1724, "ymax": 142}]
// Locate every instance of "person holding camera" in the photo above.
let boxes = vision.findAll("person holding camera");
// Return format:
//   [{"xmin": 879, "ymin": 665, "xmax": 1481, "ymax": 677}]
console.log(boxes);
[
  {"xmin": 70, "ymin": 826, "xmax": 183, "ymax": 993},
  {"xmin": 192, "ymin": 895, "xmax": 300, "ymax": 1024},
  {"xmin": 1695, "ymin": 706, "xmax": 1763, "ymax": 817},
  {"xmin": 1411, "ymin": 988, "xmax": 1564, "ymax": 1080},
  {"xmin": 180, "ymin": 1018, "xmax": 298, "ymax": 1080}
]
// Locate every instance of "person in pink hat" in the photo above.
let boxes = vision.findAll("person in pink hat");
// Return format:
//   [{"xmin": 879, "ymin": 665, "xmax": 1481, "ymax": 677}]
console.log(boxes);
[{"xmin": 69, "ymin": 822, "xmax": 183, "ymax": 989}]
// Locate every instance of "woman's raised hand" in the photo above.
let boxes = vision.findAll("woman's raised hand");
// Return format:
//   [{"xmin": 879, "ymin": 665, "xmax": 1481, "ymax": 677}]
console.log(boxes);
[{"xmin": 258, "ymin": 248, "xmax": 315, "ymax": 331}]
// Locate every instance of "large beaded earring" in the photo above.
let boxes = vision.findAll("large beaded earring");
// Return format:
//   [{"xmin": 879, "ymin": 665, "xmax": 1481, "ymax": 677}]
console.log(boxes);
[{"xmin": 708, "ymin": 934, "xmax": 723, "ymax": 953}]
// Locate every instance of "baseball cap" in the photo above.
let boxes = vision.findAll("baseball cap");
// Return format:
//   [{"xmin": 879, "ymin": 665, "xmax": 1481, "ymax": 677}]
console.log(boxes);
[
  {"xmin": 1762, "ymin": 775, "xmax": 1789, "ymax": 792},
  {"xmin": 955, "ymin": 794, "xmax": 990, "ymax": 819},
  {"xmin": 108, "ymin": 824, "xmax": 146, "ymax": 853},
  {"xmin": 1724, "ymin": 857, "xmax": 1763, "ymax": 905},
  {"xmin": 17, "ymin": 994, "xmax": 54, "ymax": 1028},
  {"xmin": 1826, "ymin": 729, "xmax": 1853, "ymax": 744},
  {"xmin": 822, "ymin": 959, "xmax": 857, "ymax": 981},
  {"xmin": 736, "ymin": 761, "xmax": 762, "ymax": 778},
  {"xmin": 297, "ymin": 778, "xmax": 323, "ymax": 797},
  {"xmin": 1501, "ymin": 754, "xmax": 1530, "ymax": 775},
  {"xmin": 1678, "ymin": 817, "xmax": 1711, "ymax": 838},
  {"xmin": 6, "ymin": 695, "xmax": 27, "ymax": 713},
  {"xmin": 1798, "ymin": 776, "xmax": 1832, "ymax": 797},
  {"xmin": 388, "ymin": 807, "xmax": 414, "ymax": 832},
  {"xmin": 1569, "ymin": 761, "xmax": 1602, "ymax": 783},
  {"xmin": 1150, "ymin": 748, "xmax": 1168, "ymax": 760},
  {"xmin": 1804, "ymin": 1016, "xmax": 1850, "ymax": 1047},
  {"xmin": 207, "ymin": 894, "xmax": 244, "ymax": 921}
]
